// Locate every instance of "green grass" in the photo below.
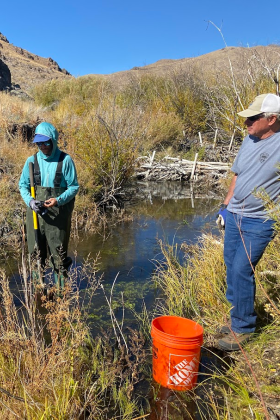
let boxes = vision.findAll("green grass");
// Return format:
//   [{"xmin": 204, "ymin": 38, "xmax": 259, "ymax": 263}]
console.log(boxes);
[
  {"xmin": 151, "ymin": 232, "xmax": 280, "ymax": 419},
  {"xmin": 0, "ymin": 252, "xmax": 148, "ymax": 419},
  {"xmin": 1, "ymin": 55, "xmax": 280, "ymax": 419}
]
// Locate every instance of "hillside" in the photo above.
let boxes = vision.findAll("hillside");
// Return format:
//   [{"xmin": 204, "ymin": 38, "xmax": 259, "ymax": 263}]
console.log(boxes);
[
  {"xmin": 102, "ymin": 44, "xmax": 280, "ymax": 86},
  {"xmin": 0, "ymin": 32, "xmax": 72, "ymax": 94},
  {"xmin": 0, "ymin": 29, "xmax": 280, "ymax": 95}
]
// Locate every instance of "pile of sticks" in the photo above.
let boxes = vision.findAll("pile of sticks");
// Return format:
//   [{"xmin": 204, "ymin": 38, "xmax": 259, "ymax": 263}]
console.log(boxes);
[{"xmin": 135, "ymin": 152, "xmax": 231, "ymax": 181}]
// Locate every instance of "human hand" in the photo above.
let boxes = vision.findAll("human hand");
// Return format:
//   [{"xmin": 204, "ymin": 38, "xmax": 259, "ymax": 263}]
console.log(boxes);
[
  {"xmin": 29, "ymin": 199, "xmax": 42, "ymax": 214},
  {"xmin": 44, "ymin": 198, "xmax": 58, "ymax": 208},
  {"xmin": 216, "ymin": 204, "xmax": 227, "ymax": 229}
]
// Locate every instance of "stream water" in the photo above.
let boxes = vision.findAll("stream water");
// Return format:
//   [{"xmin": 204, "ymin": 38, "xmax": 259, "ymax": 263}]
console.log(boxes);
[
  {"xmin": 6, "ymin": 181, "xmax": 228, "ymax": 419},
  {"xmin": 69, "ymin": 181, "xmax": 227, "ymax": 419},
  {"xmin": 69, "ymin": 181, "xmax": 221, "ymax": 332},
  {"xmin": 7, "ymin": 181, "xmax": 220, "ymax": 319}
]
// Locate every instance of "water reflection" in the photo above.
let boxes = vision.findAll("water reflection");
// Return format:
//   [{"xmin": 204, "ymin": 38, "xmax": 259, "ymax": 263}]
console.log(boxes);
[
  {"xmin": 5, "ymin": 182, "xmax": 221, "ymax": 331},
  {"xmin": 4, "ymin": 182, "xmax": 224, "ymax": 419},
  {"xmin": 68, "ymin": 182, "xmax": 220, "ymax": 331}
]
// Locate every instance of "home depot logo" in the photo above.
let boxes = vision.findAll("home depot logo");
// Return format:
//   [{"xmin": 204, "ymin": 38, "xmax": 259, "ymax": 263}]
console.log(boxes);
[{"xmin": 168, "ymin": 355, "xmax": 199, "ymax": 387}]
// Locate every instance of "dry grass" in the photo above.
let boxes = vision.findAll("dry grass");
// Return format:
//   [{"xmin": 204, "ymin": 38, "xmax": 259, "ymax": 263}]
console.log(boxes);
[
  {"xmin": 0, "ymin": 92, "xmax": 47, "ymax": 126},
  {"xmin": 153, "ymin": 234, "xmax": 228, "ymax": 342},
  {"xmin": 0, "ymin": 248, "xmax": 148, "ymax": 419},
  {"xmin": 152, "ymin": 231, "xmax": 280, "ymax": 419}
]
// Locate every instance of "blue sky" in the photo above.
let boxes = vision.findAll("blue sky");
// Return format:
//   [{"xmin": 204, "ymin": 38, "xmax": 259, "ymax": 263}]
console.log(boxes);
[{"xmin": 1, "ymin": 0, "xmax": 279, "ymax": 77}]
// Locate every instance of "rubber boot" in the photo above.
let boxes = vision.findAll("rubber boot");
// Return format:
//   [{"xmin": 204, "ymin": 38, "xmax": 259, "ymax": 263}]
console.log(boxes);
[
  {"xmin": 31, "ymin": 270, "xmax": 45, "ymax": 290},
  {"xmin": 31, "ymin": 270, "xmax": 46, "ymax": 305},
  {"xmin": 53, "ymin": 272, "xmax": 65, "ymax": 298}
]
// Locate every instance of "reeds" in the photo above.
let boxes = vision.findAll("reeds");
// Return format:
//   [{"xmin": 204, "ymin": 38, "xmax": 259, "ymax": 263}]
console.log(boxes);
[
  {"xmin": 0, "ymin": 249, "xmax": 148, "ymax": 419},
  {"xmin": 152, "ymin": 232, "xmax": 280, "ymax": 419},
  {"xmin": 153, "ymin": 235, "xmax": 229, "ymax": 338}
]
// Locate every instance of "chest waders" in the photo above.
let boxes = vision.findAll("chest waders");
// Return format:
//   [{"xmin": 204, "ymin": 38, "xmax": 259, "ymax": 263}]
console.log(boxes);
[{"xmin": 26, "ymin": 152, "xmax": 74, "ymax": 291}]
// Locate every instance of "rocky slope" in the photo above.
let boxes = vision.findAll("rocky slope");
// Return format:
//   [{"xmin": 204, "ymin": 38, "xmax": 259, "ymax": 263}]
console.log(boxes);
[
  {"xmin": 0, "ymin": 32, "xmax": 72, "ymax": 94},
  {"xmin": 0, "ymin": 30, "xmax": 279, "ymax": 95}
]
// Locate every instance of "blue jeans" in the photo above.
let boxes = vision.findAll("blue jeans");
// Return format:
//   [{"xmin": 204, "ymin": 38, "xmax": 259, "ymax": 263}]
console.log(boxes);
[{"xmin": 224, "ymin": 211, "xmax": 275, "ymax": 333}]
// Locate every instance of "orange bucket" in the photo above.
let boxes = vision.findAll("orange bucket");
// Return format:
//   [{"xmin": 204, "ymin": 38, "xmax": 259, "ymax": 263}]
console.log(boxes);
[{"xmin": 151, "ymin": 316, "xmax": 203, "ymax": 391}]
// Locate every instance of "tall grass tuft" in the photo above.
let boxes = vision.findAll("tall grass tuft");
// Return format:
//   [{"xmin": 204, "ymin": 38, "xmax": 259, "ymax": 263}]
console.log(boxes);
[
  {"xmin": 153, "ymin": 234, "xmax": 228, "ymax": 339},
  {"xmin": 153, "ymin": 230, "xmax": 280, "ymax": 419},
  {"xmin": 0, "ymin": 247, "xmax": 148, "ymax": 419}
]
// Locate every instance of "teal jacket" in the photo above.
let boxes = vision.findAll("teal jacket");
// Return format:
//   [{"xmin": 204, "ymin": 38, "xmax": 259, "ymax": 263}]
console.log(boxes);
[{"xmin": 19, "ymin": 122, "xmax": 79, "ymax": 207}]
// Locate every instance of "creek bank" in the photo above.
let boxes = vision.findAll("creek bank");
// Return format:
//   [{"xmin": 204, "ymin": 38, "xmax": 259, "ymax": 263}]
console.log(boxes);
[{"xmin": 0, "ymin": 140, "xmax": 236, "ymax": 255}]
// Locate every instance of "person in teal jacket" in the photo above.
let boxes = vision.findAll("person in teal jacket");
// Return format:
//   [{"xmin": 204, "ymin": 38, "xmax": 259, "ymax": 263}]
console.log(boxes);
[{"xmin": 19, "ymin": 122, "xmax": 79, "ymax": 291}]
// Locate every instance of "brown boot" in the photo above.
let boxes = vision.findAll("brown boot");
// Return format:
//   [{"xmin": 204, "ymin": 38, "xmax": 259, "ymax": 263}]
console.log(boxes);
[
  {"xmin": 217, "ymin": 325, "xmax": 231, "ymax": 334},
  {"xmin": 218, "ymin": 332, "xmax": 253, "ymax": 351}
]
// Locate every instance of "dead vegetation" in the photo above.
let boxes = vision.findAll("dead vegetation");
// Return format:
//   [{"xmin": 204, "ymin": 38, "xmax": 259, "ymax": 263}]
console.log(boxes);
[
  {"xmin": 152, "ymin": 232, "xmax": 280, "ymax": 419},
  {"xmin": 0, "ymin": 250, "xmax": 149, "ymax": 419}
]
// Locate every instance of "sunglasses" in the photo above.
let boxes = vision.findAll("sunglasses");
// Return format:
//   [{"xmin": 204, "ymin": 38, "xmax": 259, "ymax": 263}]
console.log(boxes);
[
  {"xmin": 247, "ymin": 113, "xmax": 264, "ymax": 122},
  {"xmin": 37, "ymin": 140, "xmax": 52, "ymax": 147}
]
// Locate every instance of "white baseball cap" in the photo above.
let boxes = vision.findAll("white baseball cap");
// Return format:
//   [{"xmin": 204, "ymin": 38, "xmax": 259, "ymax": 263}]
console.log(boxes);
[{"xmin": 238, "ymin": 93, "xmax": 280, "ymax": 118}]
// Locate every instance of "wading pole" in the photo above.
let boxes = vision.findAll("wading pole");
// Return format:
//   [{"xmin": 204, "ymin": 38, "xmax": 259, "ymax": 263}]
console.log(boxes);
[{"xmin": 29, "ymin": 162, "xmax": 44, "ymax": 287}]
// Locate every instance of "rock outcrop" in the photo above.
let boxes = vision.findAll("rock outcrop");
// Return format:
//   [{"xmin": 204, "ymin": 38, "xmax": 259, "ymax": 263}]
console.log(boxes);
[
  {"xmin": 0, "ymin": 58, "xmax": 11, "ymax": 90},
  {"xmin": 0, "ymin": 33, "xmax": 9, "ymax": 43},
  {"xmin": 0, "ymin": 31, "xmax": 71, "ymax": 94}
]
